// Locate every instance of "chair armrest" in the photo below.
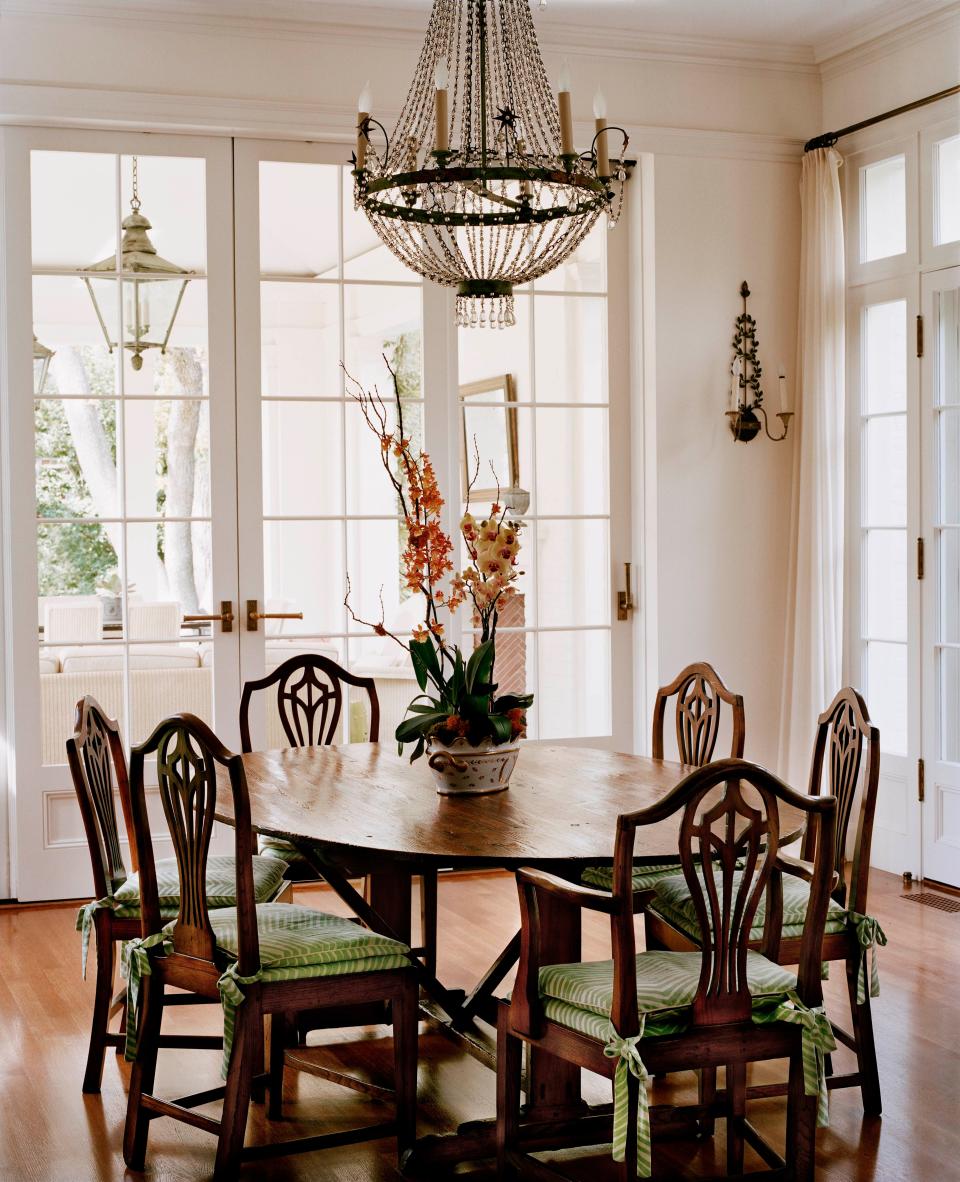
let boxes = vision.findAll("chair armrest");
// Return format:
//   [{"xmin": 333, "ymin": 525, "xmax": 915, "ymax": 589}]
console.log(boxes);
[
  {"xmin": 516, "ymin": 867, "xmax": 620, "ymax": 914},
  {"xmin": 776, "ymin": 851, "xmax": 840, "ymax": 893}
]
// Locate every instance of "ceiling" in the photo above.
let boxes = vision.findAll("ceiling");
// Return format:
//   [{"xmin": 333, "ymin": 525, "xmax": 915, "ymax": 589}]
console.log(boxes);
[
  {"xmin": 4, "ymin": 0, "xmax": 956, "ymax": 61},
  {"xmin": 333, "ymin": 0, "xmax": 946, "ymax": 46},
  {"xmin": 223, "ymin": 0, "xmax": 958, "ymax": 58}
]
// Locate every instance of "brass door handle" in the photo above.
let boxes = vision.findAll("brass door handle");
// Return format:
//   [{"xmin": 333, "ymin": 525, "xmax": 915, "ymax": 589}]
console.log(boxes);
[
  {"xmin": 246, "ymin": 599, "xmax": 304, "ymax": 632},
  {"xmin": 617, "ymin": 562, "xmax": 635, "ymax": 621},
  {"xmin": 183, "ymin": 600, "xmax": 234, "ymax": 633}
]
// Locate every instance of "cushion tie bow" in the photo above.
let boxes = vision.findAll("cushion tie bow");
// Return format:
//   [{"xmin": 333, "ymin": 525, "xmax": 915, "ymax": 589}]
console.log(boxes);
[
  {"xmin": 757, "ymin": 997, "xmax": 837, "ymax": 1127},
  {"xmin": 603, "ymin": 1020, "xmax": 651, "ymax": 1177},
  {"xmin": 76, "ymin": 898, "xmax": 118, "ymax": 977},
  {"xmin": 847, "ymin": 912, "xmax": 887, "ymax": 1004},
  {"xmin": 216, "ymin": 962, "xmax": 265, "ymax": 1079},
  {"xmin": 119, "ymin": 932, "xmax": 170, "ymax": 1061}
]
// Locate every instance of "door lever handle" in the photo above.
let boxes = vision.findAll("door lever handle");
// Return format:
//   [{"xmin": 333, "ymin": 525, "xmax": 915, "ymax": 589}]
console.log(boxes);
[
  {"xmin": 617, "ymin": 562, "xmax": 635, "ymax": 621},
  {"xmin": 183, "ymin": 600, "xmax": 234, "ymax": 632},
  {"xmin": 246, "ymin": 599, "xmax": 304, "ymax": 632}
]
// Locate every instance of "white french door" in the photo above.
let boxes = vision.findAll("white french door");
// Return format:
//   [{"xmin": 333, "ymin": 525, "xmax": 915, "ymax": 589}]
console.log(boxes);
[
  {"xmin": 231, "ymin": 139, "xmax": 636, "ymax": 755},
  {"xmin": 921, "ymin": 265, "xmax": 960, "ymax": 886},
  {"xmin": 4, "ymin": 128, "xmax": 240, "ymax": 901},
  {"xmin": 4, "ymin": 129, "xmax": 637, "ymax": 901},
  {"xmin": 844, "ymin": 116, "xmax": 960, "ymax": 886}
]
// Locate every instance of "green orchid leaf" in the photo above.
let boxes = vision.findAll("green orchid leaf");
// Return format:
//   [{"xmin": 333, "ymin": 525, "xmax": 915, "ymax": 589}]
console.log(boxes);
[
  {"xmin": 488, "ymin": 713, "xmax": 513, "ymax": 743},
  {"xmin": 465, "ymin": 639, "xmax": 494, "ymax": 693}
]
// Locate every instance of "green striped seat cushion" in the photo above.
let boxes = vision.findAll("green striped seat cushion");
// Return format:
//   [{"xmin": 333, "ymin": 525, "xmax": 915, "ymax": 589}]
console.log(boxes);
[
  {"xmin": 649, "ymin": 869, "xmax": 848, "ymax": 943},
  {"xmin": 581, "ymin": 862, "xmax": 683, "ymax": 892},
  {"xmin": 195, "ymin": 902, "xmax": 410, "ymax": 971},
  {"xmin": 112, "ymin": 854, "xmax": 287, "ymax": 916},
  {"xmin": 257, "ymin": 835, "xmax": 310, "ymax": 865},
  {"xmin": 540, "ymin": 948, "xmax": 797, "ymax": 1031}
]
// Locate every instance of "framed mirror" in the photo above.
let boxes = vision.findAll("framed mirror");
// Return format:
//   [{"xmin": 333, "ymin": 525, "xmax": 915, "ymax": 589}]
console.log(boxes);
[{"xmin": 460, "ymin": 374, "xmax": 520, "ymax": 503}]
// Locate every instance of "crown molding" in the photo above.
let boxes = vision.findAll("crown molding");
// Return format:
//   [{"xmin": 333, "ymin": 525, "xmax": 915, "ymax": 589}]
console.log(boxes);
[
  {"xmin": 0, "ymin": 79, "xmax": 804, "ymax": 162},
  {"xmin": 817, "ymin": 1, "xmax": 960, "ymax": 76},
  {"xmin": 0, "ymin": 0, "xmax": 818, "ymax": 74}
]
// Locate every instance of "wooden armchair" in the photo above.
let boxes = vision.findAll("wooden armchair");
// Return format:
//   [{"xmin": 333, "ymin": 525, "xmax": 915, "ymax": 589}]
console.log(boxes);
[
  {"xmin": 645, "ymin": 687, "xmax": 883, "ymax": 1113},
  {"xmin": 122, "ymin": 713, "xmax": 418, "ymax": 1180},
  {"xmin": 498, "ymin": 758, "xmax": 838, "ymax": 1180},
  {"xmin": 240, "ymin": 652, "xmax": 438, "ymax": 978},
  {"xmin": 69, "ymin": 696, "xmax": 288, "ymax": 1094}
]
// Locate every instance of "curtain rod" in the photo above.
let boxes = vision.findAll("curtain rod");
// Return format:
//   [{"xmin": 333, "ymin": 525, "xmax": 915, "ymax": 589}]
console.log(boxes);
[{"xmin": 804, "ymin": 84, "xmax": 960, "ymax": 152}]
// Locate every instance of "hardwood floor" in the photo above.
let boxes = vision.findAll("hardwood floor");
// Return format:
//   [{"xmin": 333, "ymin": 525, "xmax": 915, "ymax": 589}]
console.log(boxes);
[{"xmin": 0, "ymin": 868, "xmax": 958, "ymax": 1180}]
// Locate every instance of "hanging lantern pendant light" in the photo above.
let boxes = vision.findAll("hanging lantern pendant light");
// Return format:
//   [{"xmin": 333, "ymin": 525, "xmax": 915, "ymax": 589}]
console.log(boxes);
[
  {"xmin": 82, "ymin": 156, "xmax": 192, "ymax": 370},
  {"xmin": 352, "ymin": 0, "xmax": 629, "ymax": 327}
]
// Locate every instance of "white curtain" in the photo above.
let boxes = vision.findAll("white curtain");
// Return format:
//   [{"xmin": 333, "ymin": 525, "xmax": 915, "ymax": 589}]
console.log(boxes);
[{"xmin": 779, "ymin": 147, "xmax": 845, "ymax": 786}]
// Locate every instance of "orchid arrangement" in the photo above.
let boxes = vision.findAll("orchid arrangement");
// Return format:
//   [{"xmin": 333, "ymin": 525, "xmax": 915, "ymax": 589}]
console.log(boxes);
[{"xmin": 345, "ymin": 360, "xmax": 533, "ymax": 762}]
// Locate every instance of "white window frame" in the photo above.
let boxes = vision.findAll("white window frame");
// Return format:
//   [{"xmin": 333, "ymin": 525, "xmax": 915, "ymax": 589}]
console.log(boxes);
[
  {"xmin": 844, "ymin": 135, "xmax": 919, "ymax": 288},
  {"xmin": 920, "ymin": 116, "xmax": 960, "ymax": 271}
]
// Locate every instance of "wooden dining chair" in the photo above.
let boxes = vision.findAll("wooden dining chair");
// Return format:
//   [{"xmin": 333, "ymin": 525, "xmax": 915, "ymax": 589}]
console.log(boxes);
[
  {"xmin": 583, "ymin": 662, "xmax": 746, "ymax": 893},
  {"xmin": 498, "ymin": 758, "xmax": 838, "ymax": 1181},
  {"xmin": 122, "ymin": 713, "xmax": 419, "ymax": 1180},
  {"xmin": 69, "ymin": 695, "xmax": 289, "ymax": 1094},
  {"xmin": 240, "ymin": 652, "xmax": 438, "ymax": 978},
  {"xmin": 644, "ymin": 687, "xmax": 883, "ymax": 1114}
]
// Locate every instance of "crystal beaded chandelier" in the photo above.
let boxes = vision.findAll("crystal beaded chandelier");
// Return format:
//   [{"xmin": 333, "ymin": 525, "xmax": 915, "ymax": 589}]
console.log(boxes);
[{"xmin": 352, "ymin": 0, "xmax": 628, "ymax": 328}]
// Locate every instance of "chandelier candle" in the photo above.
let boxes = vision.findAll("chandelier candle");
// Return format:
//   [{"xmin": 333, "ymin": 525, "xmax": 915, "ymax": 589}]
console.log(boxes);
[
  {"xmin": 357, "ymin": 81, "xmax": 372, "ymax": 171},
  {"xmin": 350, "ymin": 0, "xmax": 629, "ymax": 328},
  {"xmin": 434, "ymin": 60, "xmax": 450, "ymax": 152},
  {"xmin": 594, "ymin": 87, "xmax": 610, "ymax": 178},
  {"xmin": 557, "ymin": 60, "xmax": 574, "ymax": 159}
]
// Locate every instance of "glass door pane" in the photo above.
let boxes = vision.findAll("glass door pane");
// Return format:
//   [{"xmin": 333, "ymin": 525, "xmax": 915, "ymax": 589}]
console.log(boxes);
[
  {"xmin": 458, "ymin": 230, "xmax": 613, "ymax": 743},
  {"xmin": 859, "ymin": 297, "xmax": 909, "ymax": 755}
]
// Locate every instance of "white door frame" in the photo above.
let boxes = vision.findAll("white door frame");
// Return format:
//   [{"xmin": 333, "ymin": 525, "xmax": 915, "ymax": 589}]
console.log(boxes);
[
  {"xmin": 921, "ymin": 264, "xmax": 960, "ymax": 887},
  {"xmin": 1, "ymin": 125, "xmax": 238, "ymax": 901}
]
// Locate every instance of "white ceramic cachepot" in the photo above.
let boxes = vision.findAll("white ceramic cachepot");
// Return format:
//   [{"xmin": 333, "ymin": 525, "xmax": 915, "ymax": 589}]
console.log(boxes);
[{"xmin": 427, "ymin": 735, "xmax": 521, "ymax": 796}]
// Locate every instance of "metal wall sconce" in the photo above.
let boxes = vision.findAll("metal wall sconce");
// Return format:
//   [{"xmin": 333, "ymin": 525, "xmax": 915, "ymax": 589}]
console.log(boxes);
[
  {"xmin": 725, "ymin": 281, "xmax": 793, "ymax": 443},
  {"xmin": 33, "ymin": 333, "xmax": 54, "ymax": 395}
]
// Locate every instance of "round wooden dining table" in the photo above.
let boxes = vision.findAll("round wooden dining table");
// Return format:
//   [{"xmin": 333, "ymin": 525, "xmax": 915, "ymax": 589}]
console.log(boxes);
[{"xmin": 215, "ymin": 742, "xmax": 805, "ymax": 1170}]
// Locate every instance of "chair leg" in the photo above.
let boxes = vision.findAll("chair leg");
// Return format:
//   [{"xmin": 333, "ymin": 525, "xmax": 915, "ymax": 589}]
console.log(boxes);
[
  {"xmin": 392, "ymin": 976, "xmax": 419, "ymax": 1163},
  {"xmin": 249, "ymin": 1013, "xmax": 267, "ymax": 1104},
  {"xmin": 213, "ymin": 1005, "xmax": 256, "ymax": 1181},
  {"xmin": 616, "ymin": 1070, "xmax": 641, "ymax": 1181},
  {"xmin": 268, "ymin": 1011, "xmax": 286, "ymax": 1120},
  {"xmin": 846, "ymin": 953, "xmax": 882, "ymax": 1115},
  {"xmin": 122, "ymin": 977, "xmax": 164, "ymax": 1171},
  {"xmin": 419, "ymin": 869, "xmax": 438, "ymax": 978},
  {"xmin": 786, "ymin": 1045, "xmax": 817, "ymax": 1182},
  {"xmin": 496, "ymin": 1002, "xmax": 522, "ymax": 1177},
  {"xmin": 726, "ymin": 1062, "xmax": 746, "ymax": 1175},
  {"xmin": 82, "ymin": 925, "xmax": 116, "ymax": 1093},
  {"xmin": 698, "ymin": 1066, "xmax": 717, "ymax": 1136}
]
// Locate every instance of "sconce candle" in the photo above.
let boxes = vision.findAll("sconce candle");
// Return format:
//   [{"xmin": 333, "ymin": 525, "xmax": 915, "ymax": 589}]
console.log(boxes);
[{"xmin": 778, "ymin": 367, "xmax": 788, "ymax": 414}]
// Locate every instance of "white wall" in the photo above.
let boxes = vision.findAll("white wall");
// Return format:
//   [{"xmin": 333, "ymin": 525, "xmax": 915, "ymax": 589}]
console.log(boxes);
[
  {"xmin": 650, "ymin": 153, "xmax": 800, "ymax": 769},
  {"xmin": 0, "ymin": 4, "xmax": 818, "ymax": 894}
]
